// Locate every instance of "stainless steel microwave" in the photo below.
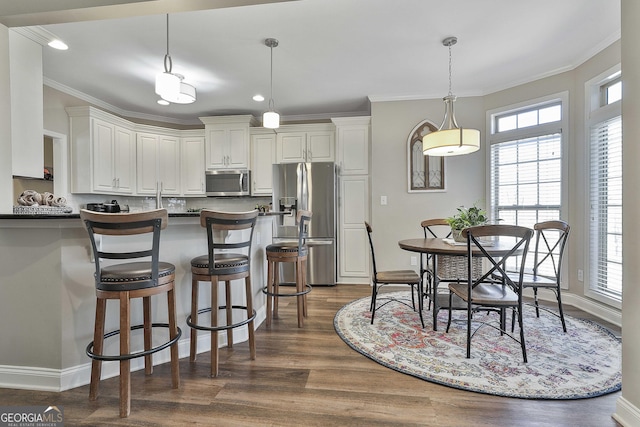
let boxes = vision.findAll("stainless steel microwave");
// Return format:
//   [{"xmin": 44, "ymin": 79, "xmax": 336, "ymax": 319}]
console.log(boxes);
[{"xmin": 205, "ymin": 169, "xmax": 251, "ymax": 197}]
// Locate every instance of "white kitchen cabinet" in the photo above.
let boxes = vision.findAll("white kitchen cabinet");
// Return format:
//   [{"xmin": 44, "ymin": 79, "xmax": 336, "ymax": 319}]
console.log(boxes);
[
  {"xmin": 92, "ymin": 119, "xmax": 135, "ymax": 194},
  {"xmin": 136, "ymin": 131, "xmax": 181, "ymax": 196},
  {"xmin": 276, "ymin": 124, "xmax": 335, "ymax": 163},
  {"xmin": 200, "ymin": 115, "xmax": 258, "ymax": 170},
  {"xmin": 9, "ymin": 30, "xmax": 44, "ymax": 179},
  {"xmin": 250, "ymin": 131, "xmax": 277, "ymax": 196},
  {"xmin": 182, "ymin": 134, "xmax": 206, "ymax": 196},
  {"xmin": 338, "ymin": 175, "xmax": 370, "ymax": 281},
  {"xmin": 333, "ymin": 117, "xmax": 371, "ymax": 283},
  {"xmin": 333, "ymin": 117, "xmax": 370, "ymax": 175},
  {"xmin": 67, "ymin": 106, "xmax": 136, "ymax": 195}
]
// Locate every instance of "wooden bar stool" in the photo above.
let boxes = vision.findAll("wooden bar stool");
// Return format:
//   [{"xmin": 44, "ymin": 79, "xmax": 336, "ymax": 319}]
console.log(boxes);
[
  {"xmin": 187, "ymin": 210, "xmax": 258, "ymax": 377},
  {"xmin": 80, "ymin": 208, "xmax": 181, "ymax": 418},
  {"xmin": 264, "ymin": 210, "xmax": 312, "ymax": 328}
]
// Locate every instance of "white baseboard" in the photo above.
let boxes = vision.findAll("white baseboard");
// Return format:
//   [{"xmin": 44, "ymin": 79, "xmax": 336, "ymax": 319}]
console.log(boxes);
[
  {"xmin": 613, "ymin": 396, "xmax": 640, "ymax": 427},
  {"xmin": 0, "ymin": 307, "xmax": 265, "ymax": 392}
]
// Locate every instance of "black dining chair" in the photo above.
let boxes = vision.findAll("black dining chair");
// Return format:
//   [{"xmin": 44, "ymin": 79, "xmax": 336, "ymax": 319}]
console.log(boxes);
[
  {"xmin": 507, "ymin": 220, "xmax": 571, "ymax": 332},
  {"xmin": 446, "ymin": 224, "xmax": 533, "ymax": 362},
  {"xmin": 365, "ymin": 222, "xmax": 423, "ymax": 327}
]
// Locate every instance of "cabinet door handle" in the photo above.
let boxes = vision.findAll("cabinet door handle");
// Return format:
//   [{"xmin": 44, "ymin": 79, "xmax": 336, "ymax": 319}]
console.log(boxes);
[
  {"xmin": 116, "ymin": 178, "xmax": 120, "ymax": 188},
  {"xmin": 112, "ymin": 178, "xmax": 116, "ymax": 187}
]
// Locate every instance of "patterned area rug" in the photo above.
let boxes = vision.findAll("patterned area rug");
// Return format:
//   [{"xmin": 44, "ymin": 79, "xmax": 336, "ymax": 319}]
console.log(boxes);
[{"xmin": 334, "ymin": 292, "xmax": 621, "ymax": 399}]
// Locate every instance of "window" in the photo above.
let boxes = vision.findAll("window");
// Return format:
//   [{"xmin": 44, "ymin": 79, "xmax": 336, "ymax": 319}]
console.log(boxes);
[
  {"xmin": 587, "ymin": 67, "xmax": 622, "ymax": 303},
  {"xmin": 488, "ymin": 94, "xmax": 567, "ymax": 273}
]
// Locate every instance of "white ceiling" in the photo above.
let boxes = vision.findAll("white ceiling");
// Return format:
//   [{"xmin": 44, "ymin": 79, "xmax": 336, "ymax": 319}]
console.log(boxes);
[{"xmin": 1, "ymin": 0, "xmax": 621, "ymax": 125}]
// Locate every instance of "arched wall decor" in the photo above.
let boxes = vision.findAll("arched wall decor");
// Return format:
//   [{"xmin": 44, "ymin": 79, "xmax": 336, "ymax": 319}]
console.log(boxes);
[{"xmin": 407, "ymin": 119, "xmax": 445, "ymax": 192}]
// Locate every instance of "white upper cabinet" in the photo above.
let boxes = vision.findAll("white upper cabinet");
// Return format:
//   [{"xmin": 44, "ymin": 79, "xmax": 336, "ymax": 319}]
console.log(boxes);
[
  {"xmin": 136, "ymin": 131, "xmax": 181, "ymax": 196},
  {"xmin": 333, "ymin": 117, "xmax": 370, "ymax": 175},
  {"xmin": 250, "ymin": 131, "xmax": 277, "ymax": 195},
  {"xmin": 275, "ymin": 124, "xmax": 335, "ymax": 163},
  {"xmin": 92, "ymin": 119, "xmax": 135, "ymax": 194},
  {"xmin": 67, "ymin": 106, "xmax": 136, "ymax": 195},
  {"xmin": 181, "ymin": 134, "xmax": 206, "ymax": 196},
  {"xmin": 200, "ymin": 115, "xmax": 258, "ymax": 169},
  {"xmin": 9, "ymin": 30, "xmax": 44, "ymax": 179}
]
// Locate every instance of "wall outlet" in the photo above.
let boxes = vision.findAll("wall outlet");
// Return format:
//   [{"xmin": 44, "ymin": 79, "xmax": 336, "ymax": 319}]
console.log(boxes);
[
  {"xmin": 410, "ymin": 256, "xmax": 418, "ymax": 266},
  {"xmin": 578, "ymin": 269, "xmax": 584, "ymax": 282},
  {"xmin": 381, "ymin": 195, "xmax": 387, "ymax": 205}
]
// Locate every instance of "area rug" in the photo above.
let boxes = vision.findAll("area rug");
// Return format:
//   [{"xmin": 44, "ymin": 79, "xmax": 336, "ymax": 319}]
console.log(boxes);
[{"xmin": 334, "ymin": 292, "xmax": 621, "ymax": 399}]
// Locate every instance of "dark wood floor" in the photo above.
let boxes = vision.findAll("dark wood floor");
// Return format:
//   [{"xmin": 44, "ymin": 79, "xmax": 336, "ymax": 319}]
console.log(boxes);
[{"xmin": 0, "ymin": 284, "xmax": 621, "ymax": 426}]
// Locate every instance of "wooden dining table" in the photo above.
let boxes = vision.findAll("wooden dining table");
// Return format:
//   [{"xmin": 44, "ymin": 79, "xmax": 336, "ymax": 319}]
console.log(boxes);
[{"xmin": 398, "ymin": 237, "xmax": 522, "ymax": 331}]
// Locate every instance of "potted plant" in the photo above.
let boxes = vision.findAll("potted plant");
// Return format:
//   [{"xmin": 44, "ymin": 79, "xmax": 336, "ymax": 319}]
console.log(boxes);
[{"xmin": 445, "ymin": 204, "xmax": 488, "ymax": 242}]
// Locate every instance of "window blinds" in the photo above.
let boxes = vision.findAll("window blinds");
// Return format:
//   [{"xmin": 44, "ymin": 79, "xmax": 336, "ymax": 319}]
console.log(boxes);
[{"xmin": 589, "ymin": 116, "xmax": 623, "ymax": 297}]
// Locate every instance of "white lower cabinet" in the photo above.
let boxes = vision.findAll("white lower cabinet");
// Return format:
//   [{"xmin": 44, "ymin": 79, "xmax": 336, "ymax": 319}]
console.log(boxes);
[
  {"xmin": 250, "ymin": 132, "xmax": 276, "ymax": 195},
  {"xmin": 136, "ymin": 132, "xmax": 181, "ymax": 196}
]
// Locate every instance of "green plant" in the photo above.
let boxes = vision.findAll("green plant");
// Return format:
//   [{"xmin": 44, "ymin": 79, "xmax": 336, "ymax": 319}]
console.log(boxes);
[{"xmin": 445, "ymin": 204, "xmax": 488, "ymax": 231}]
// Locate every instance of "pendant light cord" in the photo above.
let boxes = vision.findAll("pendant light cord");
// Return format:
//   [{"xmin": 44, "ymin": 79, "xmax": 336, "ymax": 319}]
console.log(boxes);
[
  {"xmin": 164, "ymin": 14, "xmax": 172, "ymax": 74},
  {"xmin": 269, "ymin": 43, "xmax": 275, "ymax": 109},
  {"xmin": 447, "ymin": 42, "xmax": 453, "ymax": 97}
]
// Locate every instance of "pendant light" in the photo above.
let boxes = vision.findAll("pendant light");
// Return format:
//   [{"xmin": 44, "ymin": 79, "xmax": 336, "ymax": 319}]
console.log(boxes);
[
  {"xmin": 423, "ymin": 37, "xmax": 479, "ymax": 156},
  {"xmin": 155, "ymin": 14, "xmax": 196, "ymax": 104},
  {"xmin": 263, "ymin": 38, "xmax": 280, "ymax": 129}
]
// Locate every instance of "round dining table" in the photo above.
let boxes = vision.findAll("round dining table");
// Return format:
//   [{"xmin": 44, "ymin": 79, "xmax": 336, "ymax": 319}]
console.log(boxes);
[{"xmin": 398, "ymin": 237, "xmax": 521, "ymax": 330}]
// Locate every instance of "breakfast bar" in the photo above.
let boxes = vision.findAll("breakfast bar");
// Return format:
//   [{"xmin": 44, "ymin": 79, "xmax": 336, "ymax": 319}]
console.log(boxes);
[{"xmin": 0, "ymin": 212, "xmax": 273, "ymax": 391}]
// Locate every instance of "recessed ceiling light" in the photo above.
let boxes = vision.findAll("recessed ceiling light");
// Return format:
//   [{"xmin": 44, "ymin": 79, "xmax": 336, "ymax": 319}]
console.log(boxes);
[
  {"xmin": 48, "ymin": 39, "xmax": 68, "ymax": 50},
  {"xmin": 157, "ymin": 99, "xmax": 170, "ymax": 105},
  {"xmin": 253, "ymin": 94, "xmax": 265, "ymax": 102}
]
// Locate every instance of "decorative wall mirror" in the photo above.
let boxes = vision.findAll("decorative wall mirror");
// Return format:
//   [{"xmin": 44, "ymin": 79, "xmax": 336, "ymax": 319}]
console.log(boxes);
[{"xmin": 407, "ymin": 120, "xmax": 445, "ymax": 192}]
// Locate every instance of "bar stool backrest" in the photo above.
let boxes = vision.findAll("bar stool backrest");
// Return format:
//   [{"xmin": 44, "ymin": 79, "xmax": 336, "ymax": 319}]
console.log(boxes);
[
  {"xmin": 200, "ymin": 209, "xmax": 259, "ymax": 276},
  {"xmin": 80, "ymin": 208, "xmax": 168, "ymax": 290},
  {"xmin": 295, "ymin": 210, "xmax": 313, "ymax": 253}
]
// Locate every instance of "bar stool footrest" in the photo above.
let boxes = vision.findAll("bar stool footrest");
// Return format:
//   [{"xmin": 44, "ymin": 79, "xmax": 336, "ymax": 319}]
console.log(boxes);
[
  {"xmin": 86, "ymin": 323, "xmax": 182, "ymax": 362},
  {"xmin": 186, "ymin": 305, "xmax": 257, "ymax": 332},
  {"xmin": 262, "ymin": 284, "xmax": 312, "ymax": 298}
]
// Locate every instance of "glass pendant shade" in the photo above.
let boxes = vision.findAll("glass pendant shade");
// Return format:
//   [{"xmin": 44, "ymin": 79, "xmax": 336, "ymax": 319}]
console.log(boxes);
[
  {"xmin": 263, "ymin": 110, "xmax": 280, "ymax": 129},
  {"xmin": 423, "ymin": 95, "xmax": 480, "ymax": 156}
]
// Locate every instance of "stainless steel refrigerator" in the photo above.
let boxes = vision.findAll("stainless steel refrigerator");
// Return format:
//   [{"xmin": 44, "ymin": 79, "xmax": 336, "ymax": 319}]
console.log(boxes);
[{"xmin": 272, "ymin": 162, "xmax": 336, "ymax": 286}]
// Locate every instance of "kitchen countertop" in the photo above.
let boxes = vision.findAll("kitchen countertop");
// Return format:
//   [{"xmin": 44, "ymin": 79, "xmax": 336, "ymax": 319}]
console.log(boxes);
[{"xmin": 0, "ymin": 211, "xmax": 286, "ymax": 220}]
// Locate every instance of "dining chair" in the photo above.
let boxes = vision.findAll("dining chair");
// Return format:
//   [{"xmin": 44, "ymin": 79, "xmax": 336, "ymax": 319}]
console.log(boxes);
[
  {"xmin": 507, "ymin": 220, "xmax": 571, "ymax": 332},
  {"xmin": 419, "ymin": 219, "xmax": 450, "ymax": 309},
  {"xmin": 365, "ymin": 222, "xmax": 423, "ymax": 327},
  {"xmin": 446, "ymin": 224, "xmax": 533, "ymax": 362}
]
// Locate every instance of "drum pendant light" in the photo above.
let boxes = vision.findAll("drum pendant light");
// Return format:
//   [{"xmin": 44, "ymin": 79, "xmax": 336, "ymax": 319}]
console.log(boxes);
[
  {"xmin": 263, "ymin": 38, "xmax": 280, "ymax": 129},
  {"xmin": 423, "ymin": 37, "xmax": 480, "ymax": 156},
  {"xmin": 155, "ymin": 14, "xmax": 196, "ymax": 104}
]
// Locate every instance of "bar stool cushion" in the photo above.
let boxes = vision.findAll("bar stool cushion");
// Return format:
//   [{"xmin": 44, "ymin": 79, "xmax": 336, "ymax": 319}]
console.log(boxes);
[
  {"xmin": 266, "ymin": 242, "xmax": 308, "ymax": 256},
  {"xmin": 190, "ymin": 253, "xmax": 249, "ymax": 276},
  {"xmin": 99, "ymin": 262, "xmax": 175, "ymax": 290}
]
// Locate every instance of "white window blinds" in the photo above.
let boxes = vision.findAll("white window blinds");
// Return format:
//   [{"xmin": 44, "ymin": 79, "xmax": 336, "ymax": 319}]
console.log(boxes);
[{"xmin": 589, "ymin": 116, "xmax": 622, "ymax": 297}]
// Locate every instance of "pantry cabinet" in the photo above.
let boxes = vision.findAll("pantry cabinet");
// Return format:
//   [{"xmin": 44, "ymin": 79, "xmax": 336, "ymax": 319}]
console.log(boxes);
[{"xmin": 332, "ymin": 117, "xmax": 371, "ymax": 283}]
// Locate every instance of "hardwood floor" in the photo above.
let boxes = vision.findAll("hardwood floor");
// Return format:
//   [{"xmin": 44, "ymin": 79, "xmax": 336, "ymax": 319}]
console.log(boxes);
[{"xmin": 0, "ymin": 284, "xmax": 621, "ymax": 426}]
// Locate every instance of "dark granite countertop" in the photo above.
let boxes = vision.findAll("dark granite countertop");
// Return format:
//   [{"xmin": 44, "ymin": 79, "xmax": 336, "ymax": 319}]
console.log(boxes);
[{"xmin": 0, "ymin": 211, "xmax": 283, "ymax": 220}]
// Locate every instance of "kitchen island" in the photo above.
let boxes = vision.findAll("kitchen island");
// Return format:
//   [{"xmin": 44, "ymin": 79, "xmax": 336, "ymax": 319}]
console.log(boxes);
[{"xmin": 0, "ymin": 212, "xmax": 274, "ymax": 392}]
